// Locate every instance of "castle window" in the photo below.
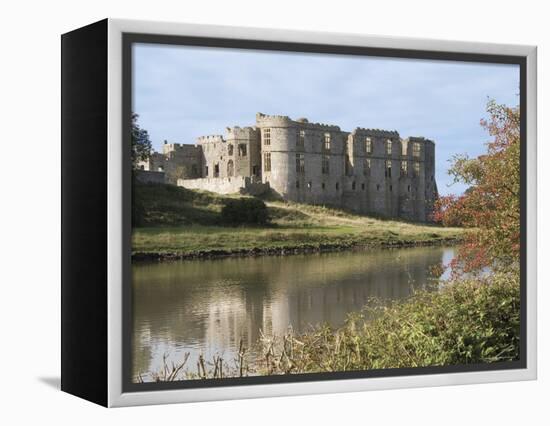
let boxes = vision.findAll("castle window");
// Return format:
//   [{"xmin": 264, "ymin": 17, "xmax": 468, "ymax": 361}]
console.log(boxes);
[
  {"xmin": 401, "ymin": 161, "xmax": 408, "ymax": 176},
  {"xmin": 296, "ymin": 181, "xmax": 300, "ymax": 189},
  {"xmin": 413, "ymin": 142, "xmax": 421, "ymax": 157},
  {"xmin": 307, "ymin": 181, "xmax": 312, "ymax": 190},
  {"xmin": 352, "ymin": 181, "xmax": 356, "ymax": 190},
  {"xmin": 376, "ymin": 184, "xmax": 380, "ymax": 191},
  {"xmin": 263, "ymin": 128, "xmax": 271, "ymax": 146},
  {"xmin": 322, "ymin": 155, "xmax": 330, "ymax": 174},
  {"xmin": 322, "ymin": 182, "xmax": 326, "ymax": 190},
  {"xmin": 386, "ymin": 139, "xmax": 392, "ymax": 156},
  {"xmin": 238, "ymin": 144, "xmax": 247, "ymax": 157},
  {"xmin": 413, "ymin": 161, "xmax": 420, "ymax": 176},
  {"xmin": 227, "ymin": 160, "xmax": 234, "ymax": 177},
  {"xmin": 408, "ymin": 185, "xmax": 411, "ymax": 192},
  {"xmin": 296, "ymin": 153, "xmax": 305, "ymax": 174},
  {"xmin": 363, "ymin": 158, "xmax": 371, "ymax": 176},
  {"xmin": 389, "ymin": 185, "xmax": 393, "ymax": 192},
  {"xmin": 264, "ymin": 152, "xmax": 271, "ymax": 172},
  {"xmin": 297, "ymin": 129, "xmax": 305, "ymax": 150},
  {"xmin": 365, "ymin": 137, "xmax": 372, "ymax": 154},
  {"xmin": 205, "ymin": 166, "xmax": 209, "ymax": 176},
  {"xmin": 385, "ymin": 160, "xmax": 392, "ymax": 178},
  {"xmin": 227, "ymin": 144, "xmax": 234, "ymax": 156},
  {"xmin": 336, "ymin": 182, "xmax": 340, "ymax": 191},
  {"xmin": 214, "ymin": 163, "xmax": 220, "ymax": 178},
  {"xmin": 361, "ymin": 183, "xmax": 365, "ymax": 190},
  {"xmin": 323, "ymin": 133, "xmax": 331, "ymax": 152}
]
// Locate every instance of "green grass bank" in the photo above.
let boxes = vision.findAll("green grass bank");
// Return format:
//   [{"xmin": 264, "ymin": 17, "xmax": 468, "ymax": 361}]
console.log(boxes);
[{"xmin": 132, "ymin": 182, "xmax": 463, "ymax": 260}]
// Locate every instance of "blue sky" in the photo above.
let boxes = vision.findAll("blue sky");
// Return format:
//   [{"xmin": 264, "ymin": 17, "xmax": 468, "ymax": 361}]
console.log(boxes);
[{"xmin": 133, "ymin": 43, "xmax": 519, "ymax": 196}]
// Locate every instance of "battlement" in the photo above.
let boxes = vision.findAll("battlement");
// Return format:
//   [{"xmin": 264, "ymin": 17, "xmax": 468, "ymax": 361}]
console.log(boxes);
[
  {"xmin": 225, "ymin": 126, "xmax": 259, "ymax": 139},
  {"xmin": 196, "ymin": 134, "xmax": 225, "ymax": 144},
  {"xmin": 301, "ymin": 119, "xmax": 341, "ymax": 131},
  {"xmin": 352, "ymin": 128, "xmax": 400, "ymax": 138},
  {"xmin": 255, "ymin": 112, "xmax": 294, "ymax": 127},
  {"xmin": 406, "ymin": 136, "xmax": 435, "ymax": 145},
  {"xmin": 163, "ymin": 142, "xmax": 202, "ymax": 152},
  {"xmin": 256, "ymin": 112, "xmax": 341, "ymax": 131}
]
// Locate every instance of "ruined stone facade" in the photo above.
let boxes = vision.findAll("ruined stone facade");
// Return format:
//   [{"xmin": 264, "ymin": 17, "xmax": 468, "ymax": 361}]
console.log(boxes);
[{"xmin": 137, "ymin": 113, "xmax": 438, "ymax": 222}]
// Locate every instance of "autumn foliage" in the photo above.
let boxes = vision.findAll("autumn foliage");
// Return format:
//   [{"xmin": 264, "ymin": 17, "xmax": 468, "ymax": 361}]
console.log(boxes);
[{"xmin": 433, "ymin": 101, "xmax": 520, "ymax": 273}]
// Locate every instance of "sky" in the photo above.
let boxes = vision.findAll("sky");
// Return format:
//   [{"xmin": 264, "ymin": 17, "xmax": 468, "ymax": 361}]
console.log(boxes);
[{"xmin": 133, "ymin": 43, "xmax": 519, "ymax": 196}]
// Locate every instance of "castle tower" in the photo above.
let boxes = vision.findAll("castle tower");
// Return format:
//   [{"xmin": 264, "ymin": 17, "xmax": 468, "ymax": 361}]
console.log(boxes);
[
  {"xmin": 225, "ymin": 127, "xmax": 261, "ymax": 179},
  {"xmin": 196, "ymin": 135, "xmax": 226, "ymax": 178},
  {"xmin": 255, "ymin": 112, "xmax": 346, "ymax": 206},
  {"xmin": 346, "ymin": 128, "xmax": 401, "ymax": 216}
]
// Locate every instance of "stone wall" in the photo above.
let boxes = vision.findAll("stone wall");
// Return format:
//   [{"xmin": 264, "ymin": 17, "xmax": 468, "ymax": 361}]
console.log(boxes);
[
  {"xmin": 137, "ymin": 142, "xmax": 202, "ymax": 184},
  {"xmin": 134, "ymin": 170, "xmax": 166, "ymax": 184},
  {"xmin": 177, "ymin": 176, "xmax": 270, "ymax": 196}
]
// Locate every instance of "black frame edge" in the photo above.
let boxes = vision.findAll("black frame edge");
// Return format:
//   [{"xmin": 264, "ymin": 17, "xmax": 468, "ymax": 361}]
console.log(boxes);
[{"xmin": 61, "ymin": 18, "xmax": 109, "ymax": 407}]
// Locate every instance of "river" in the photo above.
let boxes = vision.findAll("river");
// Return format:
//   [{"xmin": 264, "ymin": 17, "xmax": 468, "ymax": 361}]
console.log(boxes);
[{"xmin": 132, "ymin": 245, "xmax": 455, "ymax": 381}]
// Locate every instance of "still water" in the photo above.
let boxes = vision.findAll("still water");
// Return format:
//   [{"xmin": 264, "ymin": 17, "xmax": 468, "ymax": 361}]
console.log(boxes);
[{"xmin": 132, "ymin": 246, "xmax": 455, "ymax": 380}]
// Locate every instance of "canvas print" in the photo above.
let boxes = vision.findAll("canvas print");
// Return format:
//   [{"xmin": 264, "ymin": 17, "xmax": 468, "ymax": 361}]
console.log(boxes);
[{"xmin": 129, "ymin": 42, "xmax": 521, "ymax": 385}]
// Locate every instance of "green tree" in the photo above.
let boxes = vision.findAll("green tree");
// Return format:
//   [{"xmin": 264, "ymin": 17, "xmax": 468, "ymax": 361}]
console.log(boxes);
[
  {"xmin": 434, "ymin": 100, "xmax": 520, "ymax": 273},
  {"xmin": 131, "ymin": 113, "xmax": 152, "ymax": 167}
]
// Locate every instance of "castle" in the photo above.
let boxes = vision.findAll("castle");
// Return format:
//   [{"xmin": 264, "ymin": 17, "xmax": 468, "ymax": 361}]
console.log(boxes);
[{"xmin": 137, "ymin": 113, "xmax": 438, "ymax": 222}]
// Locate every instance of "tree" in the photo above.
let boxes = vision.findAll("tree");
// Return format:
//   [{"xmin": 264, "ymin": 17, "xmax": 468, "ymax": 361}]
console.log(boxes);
[
  {"xmin": 167, "ymin": 165, "xmax": 189, "ymax": 183},
  {"xmin": 433, "ymin": 100, "xmax": 520, "ymax": 273},
  {"xmin": 131, "ymin": 113, "xmax": 152, "ymax": 167}
]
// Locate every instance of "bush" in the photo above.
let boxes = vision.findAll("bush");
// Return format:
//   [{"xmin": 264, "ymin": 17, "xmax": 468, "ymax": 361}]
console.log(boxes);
[
  {"xmin": 221, "ymin": 197, "xmax": 269, "ymax": 226},
  {"xmin": 256, "ymin": 271, "xmax": 520, "ymax": 374}
]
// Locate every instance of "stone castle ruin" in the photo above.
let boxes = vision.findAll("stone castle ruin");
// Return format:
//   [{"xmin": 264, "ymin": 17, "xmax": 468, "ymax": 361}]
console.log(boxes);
[{"xmin": 137, "ymin": 113, "xmax": 438, "ymax": 222}]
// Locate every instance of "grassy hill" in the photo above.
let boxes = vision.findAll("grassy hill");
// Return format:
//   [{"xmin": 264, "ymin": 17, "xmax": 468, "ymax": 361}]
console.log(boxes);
[{"xmin": 132, "ymin": 182, "xmax": 463, "ymax": 259}]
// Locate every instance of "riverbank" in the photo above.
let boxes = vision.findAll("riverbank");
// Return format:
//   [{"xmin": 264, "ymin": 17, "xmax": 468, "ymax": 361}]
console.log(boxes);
[
  {"xmin": 132, "ymin": 182, "xmax": 463, "ymax": 261},
  {"xmin": 132, "ymin": 232, "xmax": 461, "ymax": 261}
]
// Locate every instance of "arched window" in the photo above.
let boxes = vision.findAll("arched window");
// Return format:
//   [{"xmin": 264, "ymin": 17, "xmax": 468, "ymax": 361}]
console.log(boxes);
[{"xmin": 227, "ymin": 160, "xmax": 234, "ymax": 177}]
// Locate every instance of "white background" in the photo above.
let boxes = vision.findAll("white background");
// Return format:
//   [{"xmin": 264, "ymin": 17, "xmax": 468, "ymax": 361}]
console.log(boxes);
[{"xmin": 0, "ymin": 0, "xmax": 547, "ymax": 424}]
